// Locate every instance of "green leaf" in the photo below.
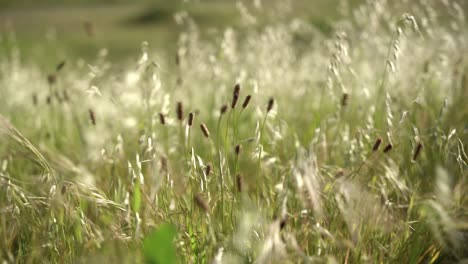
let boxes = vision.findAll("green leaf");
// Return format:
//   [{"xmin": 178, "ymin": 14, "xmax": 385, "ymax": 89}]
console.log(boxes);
[{"xmin": 143, "ymin": 223, "xmax": 177, "ymax": 264}]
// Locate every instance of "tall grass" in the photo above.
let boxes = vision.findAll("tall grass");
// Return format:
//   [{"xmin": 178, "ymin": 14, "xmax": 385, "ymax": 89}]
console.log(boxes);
[{"xmin": 0, "ymin": 0, "xmax": 467, "ymax": 263}]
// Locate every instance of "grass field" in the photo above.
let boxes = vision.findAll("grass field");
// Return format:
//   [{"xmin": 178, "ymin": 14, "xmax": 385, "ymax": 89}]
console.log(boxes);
[{"xmin": 0, "ymin": 0, "xmax": 467, "ymax": 263}]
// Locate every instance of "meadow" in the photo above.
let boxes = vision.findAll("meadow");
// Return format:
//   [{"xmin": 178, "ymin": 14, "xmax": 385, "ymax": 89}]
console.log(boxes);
[{"xmin": 0, "ymin": 0, "xmax": 467, "ymax": 263}]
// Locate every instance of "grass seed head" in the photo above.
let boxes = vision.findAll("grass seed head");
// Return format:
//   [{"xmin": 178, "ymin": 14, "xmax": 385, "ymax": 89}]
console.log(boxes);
[
  {"xmin": 341, "ymin": 93, "xmax": 349, "ymax": 107},
  {"xmin": 205, "ymin": 164, "xmax": 212, "ymax": 176},
  {"xmin": 47, "ymin": 74, "xmax": 57, "ymax": 85},
  {"xmin": 158, "ymin": 113, "xmax": 166, "ymax": 125},
  {"xmin": 279, "ymin": 216, "xmax": 288, "ymax": 230},
  {"xmin": 383, "ymin": 143, "xmax": 393, "ymax": 153},
  {"xmin": 267, "ymin": 97, "xmax": 275, "ymax": 113},
  {"xmin": 56, "ymin": 61, "xmax": 66, "ymax": 72},
  {"xmin": 412, "ymin": 142, "xmax": 423, "ymax": 161},
  {"xmin": 232, "ymin": 84, "xmax": 241, "ymax": 108},
  {"xmin": 235, "ymin": 144, "xmax": 242, "ymax": 156},
  {"xmin": 188, "ymin": 112, "xmax": 194, "ymax": 127},
  {"xmin": 372, "ymin": 138, "xmax": 382, "ymax": 152},
  {"xmin": 233, "ymin": 83, "xmax": 240, "ymax": 96},
  {"xmin": 220, "ymin": 104, "xmax": 228, "ymax": 115},
  {"xmin": 88, "ymin": 109, "xmax": 96, "ymax": 125},
  {"xmin": 242, "ymin": 95, "xmax": 252, "ymax": 109},
  {"xmin": 176, "ymin": 102, "xmax": 184, "ymax": 121},
  {"xmin": 194, "ymin": 193, "xmax": 209, "ymax": 213},
  {"xmin": 200, "ymin": 123, "xmax": 210, "ymax": 138},
  {"xmin": 236, "ymin": 173, "xmax": 243, "ymax": 192},
  {"xmin": 160, "ymin": 156, "xmax": 168, "ymax": 172}
]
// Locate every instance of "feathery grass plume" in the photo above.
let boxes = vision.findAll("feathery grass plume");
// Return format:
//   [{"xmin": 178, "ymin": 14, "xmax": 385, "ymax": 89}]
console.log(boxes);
[
  {"xmin": 267, "ymin": 98, "xmax": 275, "ymax": 112},
  {"xmin": 176, "ymin": 102, "xmax": 184, "ymax": 121},
  {"xmin": 47, "ymin": 74, "xmax": 57, "ymax": 85},
  {"xmin": 200, "ymin": 123, "xmax": 210, "ymax": 138},
  {"xmin": 383, "ymin": 143, "xmax": 393, "ymax": 153},
  {"xmin": 56, "ymin": 61, "xmax": 66, "ymax": 72},
  {"xmin": 341, "ymin": 93, "xmax": 349, "ymax": 107},
  {"xmin": 236, "ymin": 173, "xmax": 243, "ymax": 192},
  {"xmin": 205, "ymin": 164, "xmax": 212, "ymax": 176},
  {"xmin": 0, "ymin": 114, "xmax": 51, "ymax": 173},
  {"xmin": 232, "ymin": 84, "xmax": 240, "ymax": 108},
  {"xmin": 372, "ymin": 138, "xmax": 382, "ymax": 152},
  {"xmin": 158, "ymin": 113, "xmax": 166, "ymax": 125},
  {"xmin": 220, "ymin": 104, "xmax": 228, "ymax": 115},
  {"xmin": 88, "ymin": 109, "xmax": 96, "ymax": 125},
  {"xmin": 194, "ymin": 193, "xmax": 209, "ymax": 212},
  {"xmin": 188, "ymin": 112, "xmax": 194, "ymax": 127},
  {"xmin": 242, "ymin": 95, "xmax": 252, "ymax": 109},
  {"xmin": 412, "ymin": 142, "xmax": 423, "ymax": 161},
  {"xmin": 235, "ymin": 144, "xmax": 242, "ymax": 156}
]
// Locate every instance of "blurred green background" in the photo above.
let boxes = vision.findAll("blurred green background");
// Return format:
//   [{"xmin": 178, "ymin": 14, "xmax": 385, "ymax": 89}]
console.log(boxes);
[
  {"xmin": 2, "ymin": 0, "xmax": 466, "ymax": 66},
  {"xmin": 0, "ymin": 0, "xmax": 350, "ymax": 66}
]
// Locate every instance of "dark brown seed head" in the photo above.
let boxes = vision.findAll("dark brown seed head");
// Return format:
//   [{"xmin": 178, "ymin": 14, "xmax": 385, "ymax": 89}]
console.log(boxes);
[
  {"xmin": 341, "ymin": 93, "xmax": 349, "ymax": 107},
  {"xmin": 235, "ymin": 144, "xmax": 242, "ymax": 156},
  {"xmin": 279, "ymin": 216, "xmax": 288, "ymax": 230},
  {"xmin": 56, "ymin": 61, "xmax": 66, "ymax": 72},
  {"xmin": 334, "ymin": 170, "xmax": 344, "ymax": 178},
  {"xmin": 176, "ymin": 102, "xmax": 184, "ymax": 121},
  {"xmin": 372, "ymin": 138, "xmax": 382, "ymax": 152},
  {"xmin": 200, "ymin": 123, "xmax": 210, "ymax": 138},
  {"xmin": 233, "ymin": 83, "xmax": 240, "ymax": 96},
  {"xmin": 231, "ymin": 84, "xmax": 241, "ymax": 108},
  {"xmin": 231, "ymin": 93, "xmax": 239, "ymax": 109},
  {"xmin": 158, "ymin": 113, "xmax": 166, "ymax": 125},
  {"xmin": 46, "ymin": 95, "xmax": 52, "ymax": 105},
  {"xmin": 188, "ymin": 112, "xmax": 194, "ymax": 127},
  {"xmin": 47, "ymin": 74, "xmax": 57, "ymax": 85},
  {"xmin": 88, "ymin": 109, "xmax": 96, "ymax": 125},
  {"xmin": 267, "ymin": 98, "xmax": 275, "ymax": 112},
  {"xmin": 61, "ymin": 184, "xmax": 67, "ymax": 195},
  {"xmin": 412, "ymin": 142, "xmax": 423, "ymax": 161},
  {"xmin": 160, "ymin": 156, "xmax": 168, "ymax": 172},
  {"xmin": 242, "ymin": 95, "xmax": 252, "ymax": 109},
  {"xmin": 194, "ymin": 193, "xmax": 209, "ymax": 213},
  {"xmin": 220, "ymin": 104, "xmax": 228, "ymax": 115},
  {"xmin": 205, "ymin": 164, "xmax": 212, "ymax": 176},
  {"xmin": 383, "ymin": 143, "xmax": 393, "ymax": 153},
  {"xmin": 236, "ymin": 174, "xmax": 243, "ymax": 192}
]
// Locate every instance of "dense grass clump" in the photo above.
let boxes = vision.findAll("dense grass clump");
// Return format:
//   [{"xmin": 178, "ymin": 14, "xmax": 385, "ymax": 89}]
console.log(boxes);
[{"xmin": 0, "ymin": 0, "xmax": 467, "ymax": 263}]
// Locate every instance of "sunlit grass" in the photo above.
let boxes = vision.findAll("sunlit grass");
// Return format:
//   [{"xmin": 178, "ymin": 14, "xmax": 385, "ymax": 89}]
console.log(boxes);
[{"xmin": 0, "ymin": 0, "xmax": 467, "ymax": 263}]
